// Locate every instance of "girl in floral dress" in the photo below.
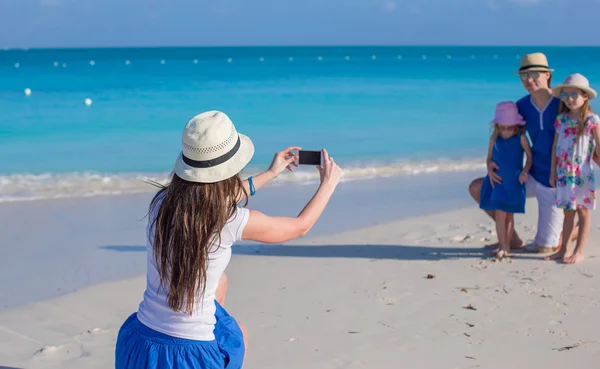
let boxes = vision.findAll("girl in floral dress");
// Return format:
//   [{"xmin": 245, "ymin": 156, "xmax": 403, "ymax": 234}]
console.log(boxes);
[{"xmin": 548, "ymin": 73, "xmax": 600, "ymax": 264}]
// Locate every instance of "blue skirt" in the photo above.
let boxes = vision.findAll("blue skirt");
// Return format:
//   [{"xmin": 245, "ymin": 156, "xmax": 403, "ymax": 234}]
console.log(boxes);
[
  {"xmin": 115, "ymin": 301, "xmax": 245, "ymax": 369},
  {"xmin": 479, "ymin": 174, "xmax": 526, "ymax": 214}
]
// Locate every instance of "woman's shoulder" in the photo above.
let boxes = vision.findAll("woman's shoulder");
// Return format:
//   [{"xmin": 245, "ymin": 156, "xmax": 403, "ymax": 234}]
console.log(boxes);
[
  {"xmin": 230, "ymin": 206, "xmax": 250, "ymax": 223},
  {"xmin": 223, "ymin": 206, "xmax": 251, "ymax": 244},
  {"xmin": 147, "ymin": 190, "xmax": 166, "ymax": 221}
]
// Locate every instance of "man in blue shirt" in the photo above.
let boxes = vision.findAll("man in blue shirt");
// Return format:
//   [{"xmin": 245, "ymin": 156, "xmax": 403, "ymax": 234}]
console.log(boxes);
[{"xmin": 468, "ymin": 52, "xmax": 571, "ymax": 254}]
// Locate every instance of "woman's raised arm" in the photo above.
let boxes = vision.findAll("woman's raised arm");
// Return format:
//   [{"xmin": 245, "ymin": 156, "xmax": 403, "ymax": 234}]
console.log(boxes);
[{"xmin": 242, "ymin": 149, "xmax": 341, "ymax": 244}]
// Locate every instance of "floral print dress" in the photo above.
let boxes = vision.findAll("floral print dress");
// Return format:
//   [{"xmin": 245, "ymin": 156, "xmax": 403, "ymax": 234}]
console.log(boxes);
[{"xmin": 554, "ymin": 113, "xmax": 600, "ymax": 210}]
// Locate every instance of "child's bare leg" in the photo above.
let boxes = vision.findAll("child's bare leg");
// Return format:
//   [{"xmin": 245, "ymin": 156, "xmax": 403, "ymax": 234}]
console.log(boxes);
[
  {"xmin": 545, "ymin": 209, "xmax": 575, "ymax": 261},
  {"xmin": 505, "ymin": 213, "xmax": 514, "ymax": 256},
  {"xmin": 495, "ymin": 210, "xmax": 508, "ymax": 259},
  {"xmin": 468, "ymin": 180, "xmax": 524, "ymax": 249},
  {"xmin": 564, "ymin": 208, "xmax": 590, "ymax": 264},
  {"xmin": 509, "ymin": 218, "xmax": 526, "ymax": 249},
  {"xmin": 555, "ymin": 223, "xmax": 579, "ymax": 252}
]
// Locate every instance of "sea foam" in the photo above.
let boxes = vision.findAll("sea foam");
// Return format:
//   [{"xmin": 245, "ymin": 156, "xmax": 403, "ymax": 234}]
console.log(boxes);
[{"xmin": 0, "ymin": 158, "xmax": 484, "ymax": 202}]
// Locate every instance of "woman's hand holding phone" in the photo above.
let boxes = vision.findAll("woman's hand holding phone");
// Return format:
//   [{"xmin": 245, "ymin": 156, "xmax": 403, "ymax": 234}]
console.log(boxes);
[{"xmin": 316, "ymin": 149, "xmax": 342, "ymax": 187}]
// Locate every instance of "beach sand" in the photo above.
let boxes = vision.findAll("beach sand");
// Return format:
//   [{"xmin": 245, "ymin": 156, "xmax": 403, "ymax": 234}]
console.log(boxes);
[{"xmin": 1, "ymin": 177, "xmax": 599, "ymax": 368}]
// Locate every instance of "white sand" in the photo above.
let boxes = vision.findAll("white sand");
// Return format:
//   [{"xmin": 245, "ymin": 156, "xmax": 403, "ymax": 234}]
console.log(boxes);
[
  {"xmin": 0, "ymin": 172, "xmax": 474, "ymax": 310},
  {"xmin": 1, "ymin": 199, "xmax": 599, "ymax": 368}
]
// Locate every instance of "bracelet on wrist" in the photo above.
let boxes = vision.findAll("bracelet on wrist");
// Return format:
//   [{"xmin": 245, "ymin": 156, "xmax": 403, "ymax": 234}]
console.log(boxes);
[{"xmin": 248, "ymin": 176, "xmax": 256, "ymax": 196}]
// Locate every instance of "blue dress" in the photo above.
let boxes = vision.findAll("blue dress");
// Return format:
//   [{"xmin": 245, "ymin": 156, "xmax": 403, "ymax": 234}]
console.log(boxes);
[{"xmin": 480, "ymin": 134, "xmax": 526, "ymax": 214}]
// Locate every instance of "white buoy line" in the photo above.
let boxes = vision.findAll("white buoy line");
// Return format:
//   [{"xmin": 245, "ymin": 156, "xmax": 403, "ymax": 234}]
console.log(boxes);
[
  {"xmin": 17, "ymin": 53, "xmax": 512, "ymax": 106},
  {"xmin": 31, "ymin": 54, "xmax": 517, "ymax": 70},
  {"xmin": 21, "ymin": 88, "xmax": 94, "ymax": 107},
  {"xmin": 18, "ymin": 53, "xmax": 515, "ymax": 80}
]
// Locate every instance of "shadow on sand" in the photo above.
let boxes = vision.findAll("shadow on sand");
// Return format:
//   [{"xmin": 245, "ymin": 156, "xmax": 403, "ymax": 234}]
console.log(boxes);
[{"xmin": 100, "ymin": 243, "xmax": 507, "ymax": 261}]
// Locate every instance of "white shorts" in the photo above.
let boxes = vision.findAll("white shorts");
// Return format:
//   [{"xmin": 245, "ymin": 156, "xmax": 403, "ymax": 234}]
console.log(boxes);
[{"xmin": 526, "ymin": 177, "xmax": 563, "ymax": 248}]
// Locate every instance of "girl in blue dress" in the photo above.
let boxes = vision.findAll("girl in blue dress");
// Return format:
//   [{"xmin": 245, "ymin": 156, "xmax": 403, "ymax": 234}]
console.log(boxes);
[{"xmin": 480, "ymin": 101, "xmax": 533, "ymax": 259}]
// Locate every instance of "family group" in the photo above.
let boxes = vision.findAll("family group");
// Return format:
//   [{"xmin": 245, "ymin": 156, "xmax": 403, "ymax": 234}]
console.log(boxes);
[{"xmin": 469, "ymin": 52, "xmax": 600, "ymax": 263}]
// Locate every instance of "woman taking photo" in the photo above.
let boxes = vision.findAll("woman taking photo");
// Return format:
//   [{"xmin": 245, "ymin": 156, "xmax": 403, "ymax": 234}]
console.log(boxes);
[{"xmin": 115, "ymin": 110, "xmax": 342, "ymax": 369}]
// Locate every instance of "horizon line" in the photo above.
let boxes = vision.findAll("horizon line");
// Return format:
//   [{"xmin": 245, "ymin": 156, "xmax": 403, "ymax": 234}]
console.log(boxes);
[{"xmin": 3, "ymin": 44, "xmax": 600, "ymax": 52}]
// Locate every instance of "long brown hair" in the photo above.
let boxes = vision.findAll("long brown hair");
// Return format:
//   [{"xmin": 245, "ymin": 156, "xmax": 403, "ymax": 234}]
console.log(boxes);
[
  {"xmin": 558, "ymin": 93, "xmax": 594, "ymax": 138},
  {"xmin": 148, "ymin": 173, "xmax": 247, "ymax": 314}
]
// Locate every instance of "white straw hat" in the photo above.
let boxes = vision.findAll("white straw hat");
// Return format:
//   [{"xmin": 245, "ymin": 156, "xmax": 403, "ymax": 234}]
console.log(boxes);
[
  {"xmin": 173, "ymin": 111, "xmax": 254, "ymax": 183},
  {"xmin": 552, "ymin": 73, "xmax": 597, "ymax": 99}
]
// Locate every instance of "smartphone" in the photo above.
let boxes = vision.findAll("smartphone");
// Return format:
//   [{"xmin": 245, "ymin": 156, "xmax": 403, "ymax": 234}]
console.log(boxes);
[{"xmin": 298, "ymin": 150, "xmax": 322, "ymax": 165}]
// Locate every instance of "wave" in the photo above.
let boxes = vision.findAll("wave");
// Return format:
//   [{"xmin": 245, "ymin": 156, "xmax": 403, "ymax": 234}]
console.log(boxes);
[{"xmin": 0, "ymin": 158, "xmax": 485, "ymax": 203}]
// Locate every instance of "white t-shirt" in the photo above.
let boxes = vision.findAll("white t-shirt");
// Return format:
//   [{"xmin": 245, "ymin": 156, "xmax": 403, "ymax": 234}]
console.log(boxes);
[{"xmin": 136, "ymin": 196, "xmax": 250, "ymax": 341}]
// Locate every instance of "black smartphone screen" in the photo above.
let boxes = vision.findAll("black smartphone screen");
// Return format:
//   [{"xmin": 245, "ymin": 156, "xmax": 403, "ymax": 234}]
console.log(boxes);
[{"xmin": 298, "ymin": 150, "xmax": 321, "ymax": 165}]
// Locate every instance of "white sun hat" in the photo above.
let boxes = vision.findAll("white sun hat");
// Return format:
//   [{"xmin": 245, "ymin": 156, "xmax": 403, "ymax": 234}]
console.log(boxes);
[
  {"xmin": 552, "ymin": 73, "xmax": 597, "ymax": 99},
  {"xmin": 173, "ymin": 111, "xmax": 255, "ymax": 183}
]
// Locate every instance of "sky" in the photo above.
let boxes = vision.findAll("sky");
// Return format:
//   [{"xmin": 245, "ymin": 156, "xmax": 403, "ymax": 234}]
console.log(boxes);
[{"xmin": 1, "ymin": 0, "xmax": 600, "ymax": 48}]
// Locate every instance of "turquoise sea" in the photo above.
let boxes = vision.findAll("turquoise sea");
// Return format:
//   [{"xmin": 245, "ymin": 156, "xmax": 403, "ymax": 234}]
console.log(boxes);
[{"xmin": 1, "ymin": 46, "xmax": 600, "ymax": 202}]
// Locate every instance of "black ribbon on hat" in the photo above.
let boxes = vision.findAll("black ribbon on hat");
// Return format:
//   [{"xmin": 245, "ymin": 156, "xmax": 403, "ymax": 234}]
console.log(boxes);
[
  {"xmin": 519, "ymin": 64, "xmax": 550, "ymax": 71},
  {"xmin": 182, "ymin": 136, "xmax": 241, "ymax": 168}
]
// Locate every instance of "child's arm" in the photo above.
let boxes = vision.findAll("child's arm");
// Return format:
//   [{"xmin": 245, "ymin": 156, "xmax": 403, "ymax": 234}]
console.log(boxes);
[
  {"xmin": 550, "ymin": 131, "xmax": 559, "ymax": 187},
  {"xmin": 589, "ymin": 115, "xmax": 600, "ymax": 165},
  {"xmin": 519, "ymin": 134, "xmax": 532, "ymax": 184},
  {"xmin": 592, "ymin": 121, "xmax": 600, "ymax": 165},
  {"xmin": 486, "ymin": 135, "xmax": 501, "ymax": 187}
]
